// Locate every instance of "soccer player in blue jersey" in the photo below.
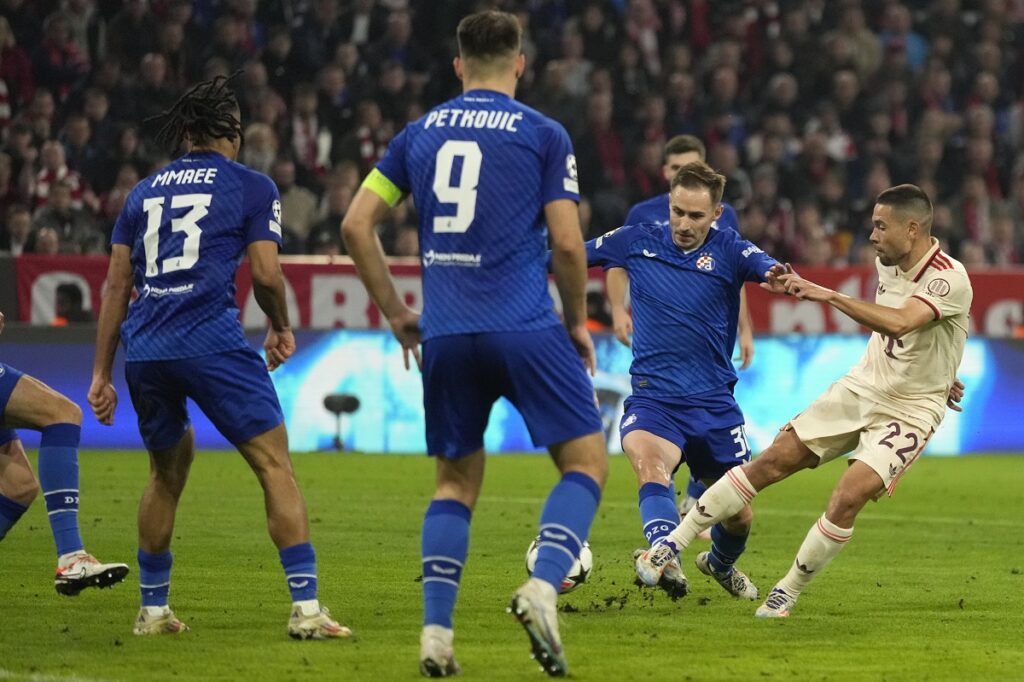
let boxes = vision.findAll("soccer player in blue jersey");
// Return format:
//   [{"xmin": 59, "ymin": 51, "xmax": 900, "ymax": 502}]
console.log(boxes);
[
  {"xmin": 88, "ymin": 76, "xmax": 350, "ymax": 640},
  {"xmin": 342, "ymin": 10, "xmax": 607, "ymax": 678},
  {"xmin": 0, "ymin": 311, "xmax": 129, "ymax": 594},
  {"xmin": 586, "ymin": 161, "xmax": 784, "ymax": 602},
  {"xmin": 621, "ymin": 134, "xmax": 755, "ymax": 526}
]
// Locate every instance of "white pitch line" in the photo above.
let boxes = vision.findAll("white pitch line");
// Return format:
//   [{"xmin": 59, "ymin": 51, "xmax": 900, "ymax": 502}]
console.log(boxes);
[
  {"xmin": 484, "ymin": 496, "xmax": 1024, "ymax": 529},
  {"xmin": 0, "ymin": 668, "xmax": 121, "ymax": 682}
]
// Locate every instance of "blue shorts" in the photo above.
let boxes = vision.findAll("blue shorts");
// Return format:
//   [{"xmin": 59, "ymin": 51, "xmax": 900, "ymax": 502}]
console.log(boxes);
[
  {"xmin": 422, "ymin": 327, "xmax": 603, "ymax": 459},
  {"xmin": 125, "ymin": 348, "xmax": 283, "ymax": 451},
  {"xmin": 619, "ymin": 393, "xmax": 750, "ymax": 481}
]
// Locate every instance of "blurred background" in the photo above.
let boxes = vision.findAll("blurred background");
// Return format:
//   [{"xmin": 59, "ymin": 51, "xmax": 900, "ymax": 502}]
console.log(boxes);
[{"xmin": 0, "ymin": 0, "xmax": 1021, "ymax": 453}]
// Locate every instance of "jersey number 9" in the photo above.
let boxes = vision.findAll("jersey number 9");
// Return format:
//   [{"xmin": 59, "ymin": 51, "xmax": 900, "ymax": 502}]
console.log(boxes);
[{"xmin": 432, "ymin": 140, "xmax": 481, "ymax": 234}]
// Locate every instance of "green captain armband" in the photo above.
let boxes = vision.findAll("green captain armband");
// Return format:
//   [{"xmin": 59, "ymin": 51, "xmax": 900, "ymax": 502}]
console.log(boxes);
[{"xmin": 362, "ymin": 168, "xmax": 403, "ymax": 207}]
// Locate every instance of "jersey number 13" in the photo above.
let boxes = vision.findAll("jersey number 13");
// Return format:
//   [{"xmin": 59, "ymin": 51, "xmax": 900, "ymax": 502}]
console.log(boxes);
[{"xmin": 141, "ymin": 193, "xmax": 212, "ymax": 277}]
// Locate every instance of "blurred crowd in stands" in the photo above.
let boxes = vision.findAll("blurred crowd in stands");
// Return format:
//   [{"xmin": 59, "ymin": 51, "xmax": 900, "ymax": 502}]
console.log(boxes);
[{"xmin": 0, "ymin": 0, "xmax": 1021, "ymax": 267}]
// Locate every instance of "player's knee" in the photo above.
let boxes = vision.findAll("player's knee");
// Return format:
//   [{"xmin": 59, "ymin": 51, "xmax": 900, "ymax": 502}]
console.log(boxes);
[
  {"xmin": 8, "ymin": 476, "xmax": 40, "ymax": 507},
  {"xmin": 41, "ymin": 394, "xmax": 82, "ymax": 427}
]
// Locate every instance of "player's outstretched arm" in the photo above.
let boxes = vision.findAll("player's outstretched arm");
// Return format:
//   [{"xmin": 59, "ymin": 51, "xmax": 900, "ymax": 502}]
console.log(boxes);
[
  {"xmin": 89, "ymin": 245, "xmax": 132, "ymax": 426},
  {"xmin": 342, "ymin": 186, "xmax": 421, "ymax": 370},
  {"xmin": 605, "ymin": 267, "xmax": 632, "ymax": 348},
  {"xmin": 248, "ymin": 240, "xmax": 295, "ymax": 371},
  {"xmin": 547, "ymin": 198, "xmax": 596, "ymax": 374},
  {"xmin": 777, "ymin": 272, "xmax": 935, "ymax": 339}
]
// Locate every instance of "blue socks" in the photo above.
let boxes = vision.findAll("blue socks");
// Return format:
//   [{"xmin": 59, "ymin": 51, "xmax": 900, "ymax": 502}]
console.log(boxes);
[
  {"xmin": 708, "ymin": 523, "xmax": 749, "ymax": 574},
  {"xmin": 686, "ymin": 477, "xmax": 707, "ymax": 500},
  {"xmin": 421, "ymin": 499, "xmax": 470, "ymax": 628},
  {"xmin": 531, "ymin": 472, "xmax": 601, "ymax": 592},
  {"xmin": 638, "ymin": 482, "xmax": 680, "ymax": 545},
  {"xmin": 0, "ymin": 493, "xmax": 28, "ymax": 541},
  {"xmin": 38, "ymin": 424, "xmax": 84, "ymax": 557},
  {"xmin": 280, "ymin": 542, "xmax": 319, "ymax": 602},
  {"xmin": 138, "ymin": 549, "xmax": 173, "ymax": 607}
]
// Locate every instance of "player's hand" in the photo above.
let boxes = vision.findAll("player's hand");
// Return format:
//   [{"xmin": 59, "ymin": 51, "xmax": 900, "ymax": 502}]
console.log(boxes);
[
  {"xmin": 776, "ymin": 273, "xmax": 835, "ymax": 302},
  {"xmin": 87, "ymin": 377, "xmax": 118, "ymax": 426},
  {"xmin": 567, "ymin": 323, "xmax": 597, "ymax": 376},
  {"xmin": 736, "ymin": 327, "xmax": 754, "ymax": 370},
  {"xmin": 759, "ymin": 262, "xmax": 794, "ymax": 295},
  {"xmin": 947, "ymin": 377, "xmax": 965, "ymax": 412},
  {"xmin": 611, "ymin": 307, "xmax": 632, "ymax": 348},
  {"xmin": 388, "ymin": 307, "xmax": 422, "ymax": 371},
  {"xmin": 264, "ymin": 326, "xmax": 296, "ymax": 371}
]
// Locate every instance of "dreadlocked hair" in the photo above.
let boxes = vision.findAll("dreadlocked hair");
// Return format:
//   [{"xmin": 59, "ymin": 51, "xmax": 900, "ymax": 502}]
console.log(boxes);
[{"xmin": 146, "ymin": 72, "xmax": 243, "ymax": 153}]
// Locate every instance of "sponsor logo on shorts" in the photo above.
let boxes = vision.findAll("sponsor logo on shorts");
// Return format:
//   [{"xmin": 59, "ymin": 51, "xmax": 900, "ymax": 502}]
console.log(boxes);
[
  {"xmin": 0, "ymin": 365, "xmax": 5, "ymax": 377},
  {"xmin": 926, "ymin": 278, "xmax": 950, "ymax": 297},
  {"xmin": 421, "ymin": 250, "xmax": 481, "ymax": 268},
  {"xmin": 141, "ymin": 283, "xmax": 195, "ymax": 299},
  {"xmin": 622, "ymin": 413, "xmax": 638, "ymax": 428}
]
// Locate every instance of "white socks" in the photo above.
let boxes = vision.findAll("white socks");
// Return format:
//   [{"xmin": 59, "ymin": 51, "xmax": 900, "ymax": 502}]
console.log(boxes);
[
  {"xmin": 665, "ymin": 467, "xmax": 757, "ymax": 553},
  {"xmin": 777, "ymin": 514, "xmax": 853, "ymax": 597},
  {"xmin": 293, "ymin": 598, "xmax": 321, "ymax": 616}
]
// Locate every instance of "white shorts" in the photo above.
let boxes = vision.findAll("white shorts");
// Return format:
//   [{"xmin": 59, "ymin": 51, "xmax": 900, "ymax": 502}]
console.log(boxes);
[{"xmin": 788, "ymin": 383, "xmax": 935, "ymax": 497}]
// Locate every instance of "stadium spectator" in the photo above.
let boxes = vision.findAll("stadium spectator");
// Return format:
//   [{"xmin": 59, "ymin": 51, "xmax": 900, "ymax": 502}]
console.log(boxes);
[
  {"xmin": 271, "ymin": 157, "xmax": 317, "ymax": 241},
  {"xmin": 0, "ymin": 202, "xmax": 31, "ymax": 255},
  {"xmin": 33, "ymin": 139, "xmax": 95, "ymax": 213},
  {"xmin": 238, "ymin": 122, "xmax": 277, "ymax": 175},
  {"xmin": 30, "ymin": 12, "xmax": 87, "ymax": 103},
  {"xmin": 30, "ymin": 179, "xmax": 100, "ymax": 254},
  {"xmin": 0, "ymin": 15, "xmax": 33, "ymax": 112},
  {"xmin": 105, "ymin": 0, "xmax": 157, "ymax": 75},
  {"xmin": 33, "ymin": 225, "xmax": 59, "ymax": 254},
  {"xmin": 52, "ymin": 282, "xmax": 91, "ymax": 324}
]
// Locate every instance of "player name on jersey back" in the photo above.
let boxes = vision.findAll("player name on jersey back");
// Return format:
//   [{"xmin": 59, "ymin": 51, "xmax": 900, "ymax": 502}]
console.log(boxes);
[
  {"xmin": 423, "ymin": 108, "xmax": 523, "ymax": 132},
  {"xmin": 150, "ymin": 167, "xmax": 219, "ymax": 187}
]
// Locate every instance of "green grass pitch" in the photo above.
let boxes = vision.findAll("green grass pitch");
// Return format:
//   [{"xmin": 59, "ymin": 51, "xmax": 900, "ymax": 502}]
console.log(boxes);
[{"xmin": 1, "ymin": 452, "xmax": 1022, "ymax": 681}]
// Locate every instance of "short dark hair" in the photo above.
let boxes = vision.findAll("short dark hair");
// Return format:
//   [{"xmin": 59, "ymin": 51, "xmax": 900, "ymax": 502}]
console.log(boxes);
[
  {"xmin": 670, "ymin": 161, "xmax": 726, "ymax": 206},
  {"xmin": 876, "ymin": 183, "xmax": 933, "ymax": 229},
  {"xmin": 457, "ymin": 10, "xmax": 521, "ymax": 62},
  {"xmin": 664, "ymin": 135, "xmax": 706, "ymax": 161}
]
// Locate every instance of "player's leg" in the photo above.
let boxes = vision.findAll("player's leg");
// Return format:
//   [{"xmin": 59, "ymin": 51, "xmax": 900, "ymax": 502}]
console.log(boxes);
[
  {"xmin": 184, "ymin": 349, "xmax": 350, "ymax": 640},
  {"xmin": 2, "ymin": 367, "xmax": 129, "ymax": 594},
  {"xmin": 498, "ymin": 327, "xmax": 606, "ymax": 677},
  {"xmin": 679, "ymin": 475, "xmax": 713, "ymax": 540},
  {"xmin": 619, "ymin": 423, "xmax": 689, "ymax": 598},
  {"xmin": 418, "ymin": 335, "xmax": 492, "ymax": 677},
  {"xmin": 636, "ymin": 383, "xmax": 866, "ymax": 589},
  {"xmin": 0, "ymin": 433, "xmax": 39, "ymax": 540},
  {"xmin": 420, "ymin": 449, "xmax": 485, "ymax": 677},
  {"xmin": 758, "ymin": 414, "xmax": 932, "ymax": 617},
  {"xmin": 135, "ymin": 429, "xmax": 193, "ymax": 634},
  {"xmin": 637, "ymin": 425, "xmax": 817, "ymax": 585}
]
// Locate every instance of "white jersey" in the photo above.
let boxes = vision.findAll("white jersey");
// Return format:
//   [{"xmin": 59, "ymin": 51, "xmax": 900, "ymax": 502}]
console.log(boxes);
[{"xmin": 839, "ymin": 238, "xmax": 972, "ymax": 429}]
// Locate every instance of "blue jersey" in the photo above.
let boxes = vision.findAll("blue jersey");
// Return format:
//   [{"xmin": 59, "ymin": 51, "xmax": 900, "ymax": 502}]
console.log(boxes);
[
  {"xmin": 111, "ymin": 151, "xmax": 283, "ymax": 361},
  {"xmin": 586, "ymin": 223, "xmax": 777, "ymax": 400},
  {"xmin": 625, "ymin": 193, "xmax": 740, "ymax": 234},
  {"xmin": 374, "ymin": 89, "xmax": 579, "ymax": 341}
]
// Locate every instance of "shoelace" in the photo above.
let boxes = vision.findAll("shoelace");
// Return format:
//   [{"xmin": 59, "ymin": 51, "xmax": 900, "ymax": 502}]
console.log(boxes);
[{"xmin": 764, "ymin": 589, "xmax": 790, "ymax": 610}]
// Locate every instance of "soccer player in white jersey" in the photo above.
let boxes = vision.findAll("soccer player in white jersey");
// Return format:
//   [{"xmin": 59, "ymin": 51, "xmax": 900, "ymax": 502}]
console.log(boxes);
[{"xmin": 636, "ymin": 184, "xmax": 972, "ymax": 617}]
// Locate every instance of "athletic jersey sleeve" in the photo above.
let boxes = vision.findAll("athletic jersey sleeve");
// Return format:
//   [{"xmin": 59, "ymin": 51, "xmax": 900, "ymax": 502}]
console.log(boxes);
[
  {"xmin": 369, "ymin": 126, "xmax": 411, "ymax": 206},
  {"xmin": 623, "ymin": 203, "xmax": 643, "ymax": 226},
  {"xmin": 539, "ymin": 120, "xmax": 579, "ymax": 204},
  {"xmin": 734, "ymin": 237, "xmax": 780, "ymax": 282},
  {"xmin": 584, "ymin": 225, "xmax": 636, "ymax": 269},
  {"xmin": 243, "ymin": 171, "xmax": 284, "ymax": 247},
  {"xmin": 913, "ymin": 269, "xmax": 971, "ymax": 320},
  {"xmin": 110, "ymin": 189, "xmax": 140, "ymax": 246}
]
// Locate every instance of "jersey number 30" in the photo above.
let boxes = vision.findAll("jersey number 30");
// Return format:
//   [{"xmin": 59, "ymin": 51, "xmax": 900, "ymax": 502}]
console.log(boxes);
[
  {"xmin": 141, "ymin": 193, "xmax": 212, "ymax": 277},
  {"xmin": 432, "ymin": 140, "xmax": 481, "ymax": 233}
]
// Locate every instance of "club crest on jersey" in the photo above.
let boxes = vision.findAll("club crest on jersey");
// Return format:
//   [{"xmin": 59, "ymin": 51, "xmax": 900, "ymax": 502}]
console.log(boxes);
[
  {"xmin": 926, "ymin": 278, "xmax": 950, "ymax": 297},
  {"xmin": 696, "ymin": 253, "xmax": 715, "ymax": 271}
]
